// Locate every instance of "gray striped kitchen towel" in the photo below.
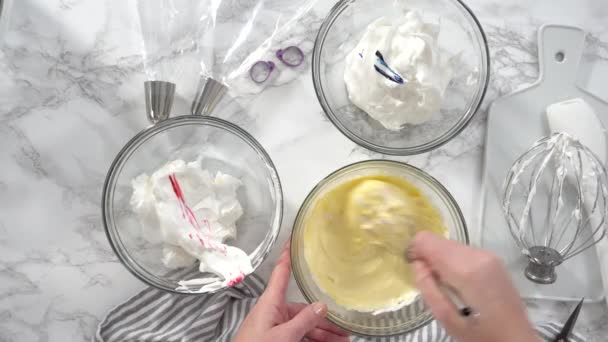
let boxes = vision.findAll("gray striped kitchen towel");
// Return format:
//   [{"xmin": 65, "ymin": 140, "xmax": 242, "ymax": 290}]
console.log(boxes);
[
  {"xmin": 94, "ymin": 274, "xmax": 585, "ymax": 342},
  {"xmin": 94, "ymin": 274, "xmax": 264, "ymax": 342},
  {"xmin": 349, "ymin": 322, "xmax": 584, "ymax": 342}
]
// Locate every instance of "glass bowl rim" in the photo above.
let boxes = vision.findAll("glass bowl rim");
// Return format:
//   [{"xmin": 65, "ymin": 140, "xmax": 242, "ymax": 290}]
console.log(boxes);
[
  {"xmin": 311, "ymin": 0, "xmax": 491, "ymax": 156},
  {"xmin": 290, "ymin": 159, "xmax": 469, "ymax": 336},
  {"xmin": 102, "ymin": 115, "xmax": 284, "ymax": 295}
]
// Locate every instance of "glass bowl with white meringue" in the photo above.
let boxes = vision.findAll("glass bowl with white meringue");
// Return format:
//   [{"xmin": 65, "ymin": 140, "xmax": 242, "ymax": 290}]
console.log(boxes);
[
  {"xmin": 102, "ymin": 115, "xmax": 283, "ymax": 294},
  {"xmin": 312, "ymin": 0, "xmax": 489, "ymax": 155}
]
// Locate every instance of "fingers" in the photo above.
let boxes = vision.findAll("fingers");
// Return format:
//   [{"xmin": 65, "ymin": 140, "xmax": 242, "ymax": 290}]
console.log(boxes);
[
  {"xmin": 261, "ymin": 242, "xmax": 292, "ymax": 303},
  {"xmin": 413, "ymin": 261, "xmax": 466, "ymax": 335},
  {"xmin": 275, "ymin": 302, "xmax": 327, "ymax": 340},
  {"xmin": 408, "ymin": 231, "xmax": 472, "ymax": 286},
  {"xmin": 305, "ymin": 328, "xmax": 350, "ymax": 342},
  {"xmin": 287, "ymin": 303, "xmax": 349, "ymax": 336}
]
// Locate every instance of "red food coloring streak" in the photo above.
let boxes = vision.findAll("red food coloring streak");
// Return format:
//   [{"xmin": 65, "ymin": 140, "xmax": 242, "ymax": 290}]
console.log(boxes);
[
  {"xmin": 168, "ymin": 174, "xmax": 203, "ymax": 233},
  {"xmin": 168, "ymin": 174, "xmax": 228, "ymax": 255},
  {"xmin": 227, "ymin": 272, "xmax": 245, "ymax": 287}
]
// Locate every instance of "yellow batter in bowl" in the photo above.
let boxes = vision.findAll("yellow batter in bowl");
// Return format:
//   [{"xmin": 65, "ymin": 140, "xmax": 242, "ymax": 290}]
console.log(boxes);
[{"xmin": 303, "ymin": 174, "xmax": 447, "ymax": 313}]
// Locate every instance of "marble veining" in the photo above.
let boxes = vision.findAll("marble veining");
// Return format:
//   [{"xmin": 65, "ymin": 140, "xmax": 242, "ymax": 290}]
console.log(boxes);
[{"xmin": 0, "ymin": 0, "xmax": 607, "ymax": 341}]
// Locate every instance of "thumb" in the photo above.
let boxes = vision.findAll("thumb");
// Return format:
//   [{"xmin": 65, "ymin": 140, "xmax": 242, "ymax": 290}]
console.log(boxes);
[{"xmin": 277, "ymin": 302, "xmax": 327, "ymax": 340}]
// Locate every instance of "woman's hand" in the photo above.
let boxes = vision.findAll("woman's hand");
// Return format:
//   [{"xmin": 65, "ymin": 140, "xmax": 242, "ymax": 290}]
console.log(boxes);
[
  {"xmin": 235, "ymin": 243, "xmax": 350, "ymax": 342},
  {"xmin": 409, "ymin": 232, "xmax": 540, "ymax": 342}
]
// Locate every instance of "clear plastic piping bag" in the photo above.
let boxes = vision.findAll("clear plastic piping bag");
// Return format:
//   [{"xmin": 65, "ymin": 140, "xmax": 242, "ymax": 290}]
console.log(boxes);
[
  {"xmin": 138, "ymin": 0, "xmax": 326, "ymax": 116},
  {"xmin": 136, "ymin": 0, "xmax": 214, "ymax": 120}
]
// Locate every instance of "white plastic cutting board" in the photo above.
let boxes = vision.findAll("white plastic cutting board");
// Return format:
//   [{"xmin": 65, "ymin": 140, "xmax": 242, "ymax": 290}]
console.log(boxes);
[{"xmin": 478, "ymin": 25, "xmax": 608, "ymax": 302}]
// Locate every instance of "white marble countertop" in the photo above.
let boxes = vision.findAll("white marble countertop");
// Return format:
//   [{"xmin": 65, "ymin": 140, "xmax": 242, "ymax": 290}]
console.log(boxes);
[{"xmin": 1, "ymin": 0, "xmax": 608, "ymax": 341}]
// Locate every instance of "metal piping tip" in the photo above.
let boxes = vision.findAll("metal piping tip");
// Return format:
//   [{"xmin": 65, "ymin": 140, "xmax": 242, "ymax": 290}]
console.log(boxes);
[
  {"xmin": 144, "ymin": 81, "xmax": 176, "ymax": 124},
  {"xmin": 191, "ymin": 77, "xmax": 227, "ymax": 116}
]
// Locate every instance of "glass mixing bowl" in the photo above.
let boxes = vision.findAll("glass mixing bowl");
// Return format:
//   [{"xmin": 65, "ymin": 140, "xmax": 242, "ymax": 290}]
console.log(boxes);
[
  {"xmin": 102, "ymin": 115, "xmax": 283, "ymax": 293},
  {"xmin": 291, "ymin": 160, "xmax": 468, "ymax": 336},
  {"xmin": 312, "ymin": 0, "xmax": 489, "ymax": 155}
]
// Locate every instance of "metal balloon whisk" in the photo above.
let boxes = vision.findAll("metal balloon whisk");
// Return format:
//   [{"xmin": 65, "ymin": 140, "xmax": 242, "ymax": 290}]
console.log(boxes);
[{"xmin": 503, "ymin": 133, "xmax": 608, "ymax": 284}]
